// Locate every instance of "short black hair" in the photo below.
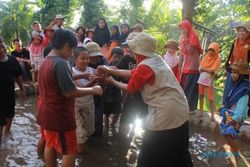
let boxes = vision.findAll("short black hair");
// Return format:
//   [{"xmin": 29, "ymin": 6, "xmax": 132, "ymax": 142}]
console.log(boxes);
[
  {"xmin": 74, "ymin": 47, "xmax": 89, "ymax": 59},
  {"xmin": 12, "ymin": 38, "xmax": 21, "ymax": 43},
  {"xmin": 51, "ymin": 29, "xmax": 77, "ymax": 50}
]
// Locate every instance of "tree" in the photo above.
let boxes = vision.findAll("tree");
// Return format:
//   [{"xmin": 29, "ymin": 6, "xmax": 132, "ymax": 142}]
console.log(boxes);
[
  {"xmin": 79, "ymin": 0, "xmax": 108, "ymax": 28},
  {"xmin": 35, "ymin": 0, "xmax": 79, "ymax": 28},
  {"xmin": 143, "ymin": 0, "xmax": 181, "ymax": 54},
  {"xmin": 129, "ymin": 0, "xmax": 145, "ymax": 25},
  {"xmin": 0, "ymin": 0, "xmax": 35, "ymax": 46},
  {"xmin": 181, "ymin": 0, "xmax": 198, "ymax": 22}
]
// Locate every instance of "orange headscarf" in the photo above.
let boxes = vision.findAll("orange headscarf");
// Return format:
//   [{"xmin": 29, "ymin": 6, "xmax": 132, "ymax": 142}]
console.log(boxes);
[
  {"xmin": 200, "ymin": 42, "xmax": 221, "ymax": 72},
  {"xmin": 230, "ymin": 36, "xmax": 250, "ymax": 65}
]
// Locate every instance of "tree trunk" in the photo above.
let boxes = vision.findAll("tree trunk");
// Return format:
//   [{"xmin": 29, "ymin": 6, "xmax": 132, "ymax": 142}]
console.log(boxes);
[{"xmin": 181, "ymin": 0, "xmax": 197, "ymax": 22}]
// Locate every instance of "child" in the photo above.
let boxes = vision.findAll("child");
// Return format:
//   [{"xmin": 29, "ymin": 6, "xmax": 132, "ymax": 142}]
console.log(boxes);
[
  {"xmin": 28, "ymin": 35, "xmax": 45, "ymax": 85},
  {"xmin": 85, "ymin": 42, "xmax": 109, "ymax": 136},
  {"xmin": 103, "ymin": 47, "xmax": 123, "ymax": 129},
  {"xmin": 97, "ymin": 32, "xmax": 192, "ymax": 167},
  {"xmin": 11, "ymin": 38, "xmax": 31, "ymax": 81},
  {"xmin": 76, "ymin": 26, "xmax": 91, "ymax": 47},
  {"xmin": 198, "ymin": 42, "xmax": 221, "ymax": 121},
  {"xmin": 31, "ymin": 21, "xmax": 44, "ymax": 37},
  {"xmin": 72, "ymin": 47, "xmax": 97, "ymax": 153},
  {"xmin": 86, "ymin": 28, "xmax": 94, "ymax": 41},
  {"xmin": 0, "ymin": 41, "xmax": 24, "ymax": 143},
  {"xmin": 36, "ymin": 29, "xmax": 103, "ymax": 167},
  {"xmin": 42, "ymin": 27, "xmax": 54, "ymax": 47},
  {"xmin": 219, "ymin": 61, "xmax": 249, "ymax": 165},
  {"xmin": 163, "ymin": 40, "xmax": 181, "ymax": 82},
  {"xmin": 106, "ymin": 25, "xmax": 121, "ymax": 61}
]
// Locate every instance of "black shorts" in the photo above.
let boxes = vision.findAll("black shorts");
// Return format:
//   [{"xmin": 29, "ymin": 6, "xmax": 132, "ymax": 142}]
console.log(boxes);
[
  {"xmin": 103, "ymin": 101, "xmax": 122, "ymax": 115},
  {"xmin": 0, "ymin": 93, "xmax": 15, "ymax": 126}
]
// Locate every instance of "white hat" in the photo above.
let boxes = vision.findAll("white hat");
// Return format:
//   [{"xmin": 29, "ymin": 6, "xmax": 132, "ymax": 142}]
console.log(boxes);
[
  {"xmin": 122, "ymin": 32, "xmax": 139, "ymax": 45},
  {"xmin": 127, "ymin": 32, "xmax": 157, "ymax": 57},
  {"xmin": 55, "ymin": 14, "xmax": 65, "ymax": 20}
]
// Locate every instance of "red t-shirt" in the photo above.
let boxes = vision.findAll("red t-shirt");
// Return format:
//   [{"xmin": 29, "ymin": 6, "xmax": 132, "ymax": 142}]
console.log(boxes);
[
  {"xmin": 127, "ymin": 64, "xmax": 155, "ymax": 94},
  {"xmin": 37, "ymin": 56, "xmax": 77, "ymax": 131}
]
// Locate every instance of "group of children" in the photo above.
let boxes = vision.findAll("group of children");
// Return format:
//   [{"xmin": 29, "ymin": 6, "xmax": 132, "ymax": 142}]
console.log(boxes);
[{"xmin": 0, "ymin": 14, "xmax": 249, "ymax": 166}]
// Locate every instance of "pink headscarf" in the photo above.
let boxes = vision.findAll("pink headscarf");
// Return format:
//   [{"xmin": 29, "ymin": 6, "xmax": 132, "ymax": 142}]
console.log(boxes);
[{"xmin": 179, "ymin": 20, "xmax": 202, "ymax": 54}]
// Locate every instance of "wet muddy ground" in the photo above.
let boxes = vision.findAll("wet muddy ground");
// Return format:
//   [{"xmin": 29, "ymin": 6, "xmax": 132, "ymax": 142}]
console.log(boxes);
[{"xmin": 0, "ymin": 96, "xmax": 249, "ymax": 167}]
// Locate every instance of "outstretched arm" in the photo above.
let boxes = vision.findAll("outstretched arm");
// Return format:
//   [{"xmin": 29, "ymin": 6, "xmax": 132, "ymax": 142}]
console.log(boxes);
[
  {"xmin": 97, "ymin": 65, "xmax": 131, "ymax": 79},
  {"xmin": 64, "ymin": 85, "xmax": 103, "ymax": 98}
]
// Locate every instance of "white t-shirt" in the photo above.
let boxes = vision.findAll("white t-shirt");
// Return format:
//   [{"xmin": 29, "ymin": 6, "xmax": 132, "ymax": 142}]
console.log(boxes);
[{"xmin": 72, "ymin": 66, "xmax": 95, "ymax": 104}]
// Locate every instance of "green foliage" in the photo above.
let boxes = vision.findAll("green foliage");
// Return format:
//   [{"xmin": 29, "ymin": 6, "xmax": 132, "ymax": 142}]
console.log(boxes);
[
  {"xmin": 79, "ymin": 0, "xmax": 108, "ymax": 28},
  {"xmin": 193, "ymin": 0, "xmax": 250, "ymax": 88},
  {"xmin": 0, "ymin": 0, "xmax": 34, "ymax": 47},
  {"xmin": 34, "ymin": 0, "xmax": 79, "ymax": 28},
  {"xmin": 142, "ymin": 0, "xmax": 182, "ymax": 55},
  {"xmin": 146, "ymin": 27, "xmax": 168, "ymax": 55}
]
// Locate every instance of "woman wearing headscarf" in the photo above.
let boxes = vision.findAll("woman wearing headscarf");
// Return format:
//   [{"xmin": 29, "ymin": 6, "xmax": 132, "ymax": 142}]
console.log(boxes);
[
  {"xmin": 120, "ymin": 23, "xmax": 131, "ymax": 44},
  {"xmin": 179, "ymin": 19, "xmax": 203, "ymax": 112},
  {"xmin": 93, "ymin": 18, "xmax": 110, "ymax": 57},
  {"xmin": 225, "ymin": 22, "xmax": 250, "ymax": 76}
]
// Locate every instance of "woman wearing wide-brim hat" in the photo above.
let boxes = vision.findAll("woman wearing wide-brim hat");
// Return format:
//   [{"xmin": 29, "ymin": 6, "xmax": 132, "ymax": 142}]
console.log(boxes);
[
  {"xmin": 225, "ymin": 22, "xmax": 250, "ymax": 72},
  {"xmin": 97, "ymin": 32, "xmax": 193, "ymax": 167}
]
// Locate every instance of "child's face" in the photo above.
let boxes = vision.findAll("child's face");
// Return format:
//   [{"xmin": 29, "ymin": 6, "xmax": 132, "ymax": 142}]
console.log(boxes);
[
  {"xmin": 237, "ymin": 27, "xmax": 250, "ymax": 40},
  {"xmin": 13, "ymin": 41, "xmax": 22, "ymax": 50},
  {"xmin": 207, "ymin": 49, "xmax": 216, "ymax": 56},
  {"xmin": 0, "ymin": 43, "xmax": 7, "ymax": 59},
  {"xmin": 87, "ymin": 32, "xmax": 94, "ymax": 39},
  {"xmin": 123, "ymin": 45, "xmax": 130, "ymax": 55},
  {"xmin": 166, "ymin": 47, "xmax": 176, "ymax": 55},
  {"xmin": 33, "ymin": 23, "xmax": 42, "ymax": 32},
  {"xmin": 111, "ymin": 28, "xmax": 118, "ymax": 36},
  {"xmin": 121, "ymin": 25, "xmax": 129, "ymax": 34},
  {"xmin": 63, "ymin": 43, "xmax": 75, "ymax": 59},
  {"xmin": 231, "ymin": 71, "xmax": 240, "ymax": 82},
  {"xmin": 111, "ymin": 54, "xmax": 120, "ymax": 65},
  {"xmin": 33, "ymin": 37, "xmax": 42, "ymax": 45},
  {"xmin": 89, "ymin": 56, "xmax": 100, "ymax": 65},
  {"xmin": 45, "ymin": 30, "xmax": 53, "ymax": 38},
  {"xmin": 75, "ymin": 51, "xmax": 90, "ymax": 69},
  {"xmin": 98, "ymin": 20, "xmax": 106, "ymax": 29}
]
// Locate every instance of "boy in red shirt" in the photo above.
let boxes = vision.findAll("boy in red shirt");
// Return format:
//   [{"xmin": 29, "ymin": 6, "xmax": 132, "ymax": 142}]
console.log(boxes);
[{"xmin": 36, "ymin": 29, "xmax": 103, "ymax": 167}]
